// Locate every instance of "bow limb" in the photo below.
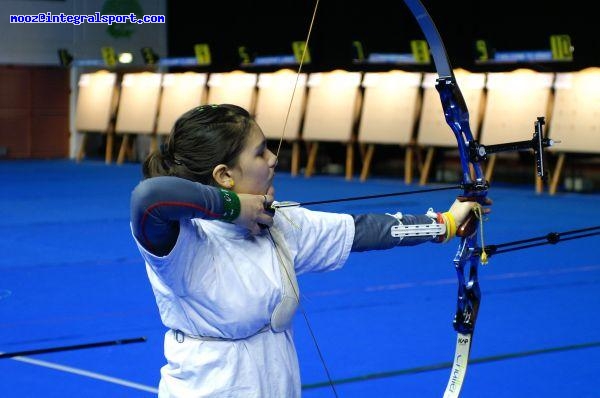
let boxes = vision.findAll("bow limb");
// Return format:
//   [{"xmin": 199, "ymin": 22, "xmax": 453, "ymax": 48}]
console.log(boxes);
[{"xmin": 402, "ymin": 1, "xmax": 487, "ymax": 397}]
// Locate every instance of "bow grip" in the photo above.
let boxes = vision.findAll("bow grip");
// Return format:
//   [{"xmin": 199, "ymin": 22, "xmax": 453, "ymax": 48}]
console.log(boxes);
[{"xmin": 455, "ymin": 195, "xmax": 489, "ymax": 237}]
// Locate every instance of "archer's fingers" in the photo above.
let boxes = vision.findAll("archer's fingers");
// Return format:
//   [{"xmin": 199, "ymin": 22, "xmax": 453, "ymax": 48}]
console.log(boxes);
[
  {"xmin": 258, "ymin": 209, "xmax": 274, "ymax": 226},
  {"xmin": 263, "ymin": 194, "xmax": 275, "ymax": 212}
]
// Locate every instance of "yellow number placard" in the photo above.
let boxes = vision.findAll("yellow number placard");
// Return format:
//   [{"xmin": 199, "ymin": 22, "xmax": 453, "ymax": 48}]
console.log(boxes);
[
  {"xmin": 292, "ymin": 41, "xmax": 311, "ymax": 64},
  {"xmin": 101, "ymin": 46, "xmax": 116, "ymax": 66},
  {"xmin": 475, "ymin": 39, "xmax": 489, "ymax": 62},
  {"xmin": 194, "ymin": 44, "xmax": 212, "ymax": 66},
  {"xmin": 238, "ymin": 46, "xmax": 251, "ymax": 65},
  {"xmin": 141, "ymin": 47, "xmax": 158, "ymax": 65},
  {"xmin": 550, "ymin": 35, "xmax": 573, "ymax": 61},
  {"xmin": 352, "ymin": 40, "xmax": 365, "ymax": 62},
  {"xmin": 410, "ymin": 40, "xmax": 430, "ymax": 64}
]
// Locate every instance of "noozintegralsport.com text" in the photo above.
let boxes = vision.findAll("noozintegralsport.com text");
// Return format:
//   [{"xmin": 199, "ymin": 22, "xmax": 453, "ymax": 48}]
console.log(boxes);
[{"xmin": 9, "ymin": 12, "xmax": 165, "ymax": 25}]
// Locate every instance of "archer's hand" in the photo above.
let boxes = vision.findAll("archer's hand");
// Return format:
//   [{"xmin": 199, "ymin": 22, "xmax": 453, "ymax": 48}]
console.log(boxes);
[
  {"xmin": 448, "ymin": 196, "xmax": 492, "ymax": 236},
  {"xmin": 235, "ymin": 189, "xmax": 275, "ymax": 235},
  {"xmin": 449, "ymin": 197, "xmax": 492, "ymax": 224},
  {"xmin": 448, "ymin": 199, "xmax": 474, "ymax": 226}
]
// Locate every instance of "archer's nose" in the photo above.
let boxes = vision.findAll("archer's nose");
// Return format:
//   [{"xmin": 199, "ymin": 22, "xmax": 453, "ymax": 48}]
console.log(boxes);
[{"xmin": 267, "ymin": 149, "xmax": 277, "ymax": 168}]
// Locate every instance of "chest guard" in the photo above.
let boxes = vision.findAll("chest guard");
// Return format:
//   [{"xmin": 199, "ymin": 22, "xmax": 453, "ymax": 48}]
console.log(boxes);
[{"xmin": 268, "ymin": 227, "xmax": 299, "ymax": 333}]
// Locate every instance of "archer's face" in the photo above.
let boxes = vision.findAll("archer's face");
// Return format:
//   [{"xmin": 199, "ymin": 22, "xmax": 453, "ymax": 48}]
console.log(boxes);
[{"xmin": 229, "ymin": 122, "xmax": 277, "ymax": 196}]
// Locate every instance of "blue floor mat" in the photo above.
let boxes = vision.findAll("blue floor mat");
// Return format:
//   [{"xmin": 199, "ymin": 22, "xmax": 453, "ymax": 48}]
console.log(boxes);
[{"xmin": 1, "ymin": 159, "xmax": 599, "ymax": 397}]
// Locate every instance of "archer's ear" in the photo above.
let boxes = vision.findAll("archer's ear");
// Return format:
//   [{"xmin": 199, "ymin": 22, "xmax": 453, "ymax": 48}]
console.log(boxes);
[{"xmin": 212, "ymin": 164, "xmax": 235, "ymax": 189}]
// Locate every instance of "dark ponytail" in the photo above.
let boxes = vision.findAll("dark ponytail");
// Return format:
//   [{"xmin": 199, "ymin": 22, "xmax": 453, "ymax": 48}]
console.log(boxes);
[{"xmin": 142, "ymin": 104, "xmax": 252, "ymax": 185}]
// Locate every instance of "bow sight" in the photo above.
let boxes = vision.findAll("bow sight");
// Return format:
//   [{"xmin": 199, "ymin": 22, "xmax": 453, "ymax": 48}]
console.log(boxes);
[{"xmin": 467, "ymin": 117, "xmax": 557, "ymax": 180}]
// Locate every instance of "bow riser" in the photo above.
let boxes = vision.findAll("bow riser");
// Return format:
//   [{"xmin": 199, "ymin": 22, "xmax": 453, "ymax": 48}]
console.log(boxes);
[
  {"xmin": 436, "ymin": 78, "xmax": 485, "ymax": 186},
  {"xmin": 453, "ymin": 238, "xmax": 482, "ymax": 334}
]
